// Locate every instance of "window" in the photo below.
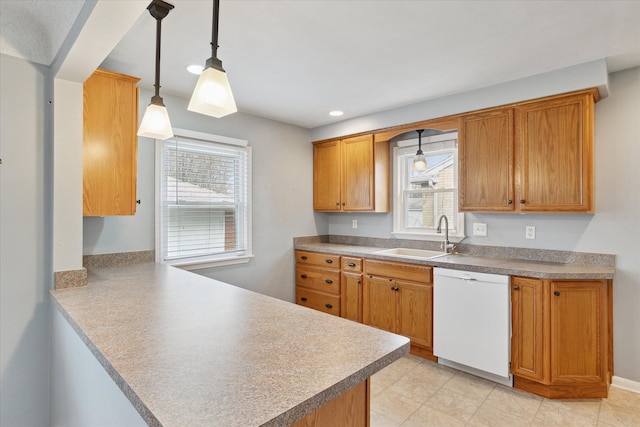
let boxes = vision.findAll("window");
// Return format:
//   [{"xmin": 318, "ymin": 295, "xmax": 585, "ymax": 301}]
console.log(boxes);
[
  {"xmin": 392, "ymin": 132, "xmax": 464, "ymax": 241},
  {"xmin": 157, "ymin": 128, "xmax": 252, "ymax": 269}
]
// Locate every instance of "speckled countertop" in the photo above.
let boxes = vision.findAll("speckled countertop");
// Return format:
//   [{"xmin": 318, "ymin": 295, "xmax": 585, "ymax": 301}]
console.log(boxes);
[
  {"xmin": 294, "ymin": 242, "xmax": 615, "ymax": 280},
  {"xmin": 50, "ymin": 262, "xmax": 409, "ymax": 427}
]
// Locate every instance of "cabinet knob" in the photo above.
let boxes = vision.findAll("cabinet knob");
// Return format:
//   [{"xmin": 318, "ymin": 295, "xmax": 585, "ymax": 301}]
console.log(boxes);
[
  {"xmin": 301, "ymin": 297, "xmax": 308, "ymax": 302},
  {"xmin": 554, "ymin": 291, "xmax": 560, "ymax": 296},
  {"xmin": 520, "ymin": 199, "xmax": 526, "ymax": 204},
  {"xmin": 301, "ymin": 256, "xmax": 308, "ymax": 260},
  {"xmin": 390, "ymin": 286, "xmax": 399, "ymax": 291},
  {"xmin": 336, "ymin": 202, "xmax": 340, "ymax": 206},
  {"xmin": 300, "ymin": 274, "xmax": 308, "ymax": 279},
  {"xmin": 348, "ymin": 262, "xmax": 356, "ymax": 267},
  {"xmin": 508, "ymin": 200, "xmax": 513, "ymax": 205},
  {"xmin": 357, "ymin": 280, "xmax": 361, "ymax": 284},
  {"xmin": 342, "ymin": 202, "xmax": 345, "ymax": 206},
  {"xmin": 513, "ymin": 285, "xmax": 520, "ymax": 290},
  {"xmin": 325, "ymin": 279, "xmax": 333, "ymax": 284},
  {"xmin": 325, "ymin": 303, "xmax": 333, "ymax": 309},
  {"xmin": 325, "ymin": 259, "xmax": 333, "ymax": 264}
]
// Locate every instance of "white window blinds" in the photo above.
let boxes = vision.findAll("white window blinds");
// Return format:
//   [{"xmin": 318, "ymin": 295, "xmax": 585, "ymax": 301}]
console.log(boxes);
[{"xmin": 159, "ymin": 133, "xmax": 250, "ymax": 264}]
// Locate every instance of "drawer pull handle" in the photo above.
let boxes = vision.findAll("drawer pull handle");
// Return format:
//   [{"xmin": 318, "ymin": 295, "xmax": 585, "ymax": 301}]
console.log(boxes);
[
  {"xmin": 554, "ymin": 291, "xmax": 561, "ymax": 296},
  {"xmin": 508, "ymin": 199, "xmax": 513, "ymax": 204},
  {"xmin": 301, "ymin": 297, "xmax": 308, "ymax": 302},
  {"xmin": 325, "ymin": 259, "xmax": 333, "ymax": 264},
  {"xmin": 348, "ymin": 262, "xmax": 356, "ymax": 267},
  {"xmin": 513, "ymin": 285, "xmax": 520, "ymax": 290},
  {"xmin": 325, "ymin": 303, "xmax": 333, "ymax": 309},
  {"xmin": 325, "ymin": 279, "xmax": 333, "ymax": 284},
  {"xmin": 301, "ymin": 256, "xmax": 308, "ymax": 260},
  {"xmin": 300, "ymin": 274, "xmax": 308, "ymax": 279},
  {"xmin": 390, "ymin": 286, "xmax": 399, "ymax": 291},
  {"xmin": 520, "ymin": 199, "xmax": 526, "ymax": 204}
]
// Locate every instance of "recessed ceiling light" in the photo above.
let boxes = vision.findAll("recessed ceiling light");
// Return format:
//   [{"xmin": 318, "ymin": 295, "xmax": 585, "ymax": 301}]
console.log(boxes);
[
  {"xmin": 187, "ymin": 64, "xmax": 204, "ymax": 75},
  {"xmin": 329, "ymin": 110, "xmax": 344, "ymax": 117}
]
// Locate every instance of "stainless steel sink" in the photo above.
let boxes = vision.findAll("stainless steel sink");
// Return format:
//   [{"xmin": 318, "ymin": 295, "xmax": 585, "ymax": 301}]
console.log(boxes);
[{"xmin": 373, "ymin": 248, "xmax": 448, "ymax": 260}]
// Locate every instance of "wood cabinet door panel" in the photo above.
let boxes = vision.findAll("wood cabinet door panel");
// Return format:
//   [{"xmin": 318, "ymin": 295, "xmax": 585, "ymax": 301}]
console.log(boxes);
[
  {"xmin": 396, "ymin": 280, "xmax": 432, "ymax": 350},
  {"xmin": 341, "ymin": 272, "xmax": 363, "ymax": 322},
  {"xmin": 290, "ymin": 380, "xmax": 368, "ymax": 427},
  {"xmin": 83, "ymin": 69, "xmax": 139, "ymax": 216},
  {"xmin": 313, "ymin": 140, "xmax": 342, "ymax": 211},
  {"xmin": 459, "ymin": 108, "xmax": 514, "ymax": 211},
  {"xmin": 511, "ymin": 277, "xmax": 548, "ymax": 382},
  {"xmin": 342, "ymin": 135, "xmax": 374, "ymax": 211},
  {"xmin": 362, "ymin": 276, "xmax": 396, "ymax": 332},
  {"xmin": 516, "ymin": 93, "xmax": 594, "ymax": 212},
  {"xmin": 550, "ymin": 280, "xmax": 607, "ymax": 385}
]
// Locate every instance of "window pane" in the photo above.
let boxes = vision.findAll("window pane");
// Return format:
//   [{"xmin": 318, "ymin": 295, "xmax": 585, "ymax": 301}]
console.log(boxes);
[
  {"xmin": 407, "ymin": 152, "xmax": 456, "ymax": 190},
  {"xmin": 161, "ymin": 135, "xmax": 249, "ymax": 263},
  {"xmin": 404, "ymin": 190, "xmax": 456, "ymax": 230}
]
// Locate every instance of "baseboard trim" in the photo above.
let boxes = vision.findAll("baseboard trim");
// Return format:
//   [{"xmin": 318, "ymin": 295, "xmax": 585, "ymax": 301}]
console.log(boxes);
[{"xmin": 612, "ymin": 376, "xmax": 640, "ymax": 394}]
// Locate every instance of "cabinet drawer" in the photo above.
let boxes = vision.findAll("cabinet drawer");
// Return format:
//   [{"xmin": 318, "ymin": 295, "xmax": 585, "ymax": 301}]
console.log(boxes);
[
  {"xmin": 296, "ymin": 287, "xmax": 340, "ymax": 316},
  {"xmin": 342, "ymin": 256, "xmax": 363, "ymax": 272},
  {"xmin": 296, "ymin": 250, "xmax": 340, "ymax": 268},
  {"xmin": 364, "ymin": 259, "xmax": 433, "ymax": 283},
  {"xmin": 296, "ymin": 266, "xmax": 340, "ymax": 294}
]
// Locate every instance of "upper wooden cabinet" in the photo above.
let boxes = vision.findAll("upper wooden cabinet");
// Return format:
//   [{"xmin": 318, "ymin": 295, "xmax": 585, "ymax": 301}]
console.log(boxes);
[
  {"xmin": 459, "ymin": 107, "xmax": 514, "ymax": 211},
  {"xmin": 459, "ymin": 89, "xmax": 598, "ymax": 213},
  {"xmin": 313, "ymin": 134, "xmax": 389, "ymax": 212},
  {"xmin": 83, "ymin": 69, "xmax": 140, "ymax": 216}
]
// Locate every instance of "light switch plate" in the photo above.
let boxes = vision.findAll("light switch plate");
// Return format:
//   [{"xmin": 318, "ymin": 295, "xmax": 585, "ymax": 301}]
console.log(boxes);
[
  {"xmin": 526, "ymin": 226, "xmax": 536, "ymax": 239},
  {"xmin": 473, "ymin": 223, "xmax": 487, "ymax": 236}
]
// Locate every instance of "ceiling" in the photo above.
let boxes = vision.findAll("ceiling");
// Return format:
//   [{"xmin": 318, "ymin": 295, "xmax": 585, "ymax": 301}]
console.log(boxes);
[{"xmin": 1, "ymin": 1, "xmax": 639, "ymax": 129}]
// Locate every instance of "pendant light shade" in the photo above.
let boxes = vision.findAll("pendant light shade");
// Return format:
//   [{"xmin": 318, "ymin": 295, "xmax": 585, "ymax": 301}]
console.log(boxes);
[
  {"xmin": 412, "ymin": 129, "xmax": 428, "ymax": 170},
  {"xmin": 188, "ymin": 0, "xmax": 237, "ymax": 118},
  {"xmin": 138, "ymin": 0, "xmax": 174, "ymax": 140}
]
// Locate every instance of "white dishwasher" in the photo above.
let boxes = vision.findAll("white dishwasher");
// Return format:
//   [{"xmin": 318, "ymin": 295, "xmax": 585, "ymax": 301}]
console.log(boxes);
[{"xmin": 433, "ymin": 268, "xmax": 512, "ymax": 386}]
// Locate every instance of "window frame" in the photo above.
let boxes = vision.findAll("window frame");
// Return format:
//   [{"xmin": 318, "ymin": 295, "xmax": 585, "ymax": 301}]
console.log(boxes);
[
  {"xmin": 155, "ymin": 128, "xmax": 253, "ymax": 270},
  {"xmin": 392, "ymin": 132, "xmax": 465, "ymax": 242}
]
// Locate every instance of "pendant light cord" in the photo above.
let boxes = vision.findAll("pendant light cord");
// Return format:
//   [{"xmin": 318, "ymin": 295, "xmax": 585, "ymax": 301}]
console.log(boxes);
[
  {"xmin": 211, "ymin": 0, "xmax": 220, "ymax": 60},
  {"xmin": 154, "ymin": 16, "xmax": 162, "ymax": 99}
]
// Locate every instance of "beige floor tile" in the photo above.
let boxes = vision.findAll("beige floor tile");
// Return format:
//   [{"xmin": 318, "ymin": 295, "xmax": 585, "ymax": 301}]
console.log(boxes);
[
  {"xmin": 400, "ymin": 405, "xmax": 466, "ymax": 427},
  {"xmin": 539, "ymin": 398, "xmax": 601, "ymax": 422},
  {"xmin": 532, "ymin": 403, "xmax": 599, "ymax": 427},
  {"xmin": 387, "ymin": 361, "xmax": 456, "ymax": 404},
  {"xmin": 370, "ymin": 390, "xmax": 422, "ymax": 425},
  {"xmin": 440, "ymin": 371, "xmax": 496, "ymax": 400},
  {"xmin": 598, "ymin": 387, "xmax": 640, "ymax": 427},
  {"xmin": 423, "ymin": 388, "xmax": 484, "ymax": 422},
  {"xmin": 467, "ymin": 404, "xmax": 534, "ymax": 427},
  {"xmin": 370, "ymin": 407, "xmax": 402, "ymax": 427},
  {"xmin": 482, "ymin": 384, "xmax": 543, "ymax": 420}
]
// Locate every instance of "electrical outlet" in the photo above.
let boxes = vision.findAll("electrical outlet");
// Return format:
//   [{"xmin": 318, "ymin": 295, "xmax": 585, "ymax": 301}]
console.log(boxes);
[
  {"xmin": 526, "ymin": 226, "xmax": 536, "ymax": 239},
  {"xmin": 352, "ymin": 219, "xmax": 358, "ymax": 229},
  {"xmin": 473, "ymin": 223, "xmax": 487, "ymax": 236}
]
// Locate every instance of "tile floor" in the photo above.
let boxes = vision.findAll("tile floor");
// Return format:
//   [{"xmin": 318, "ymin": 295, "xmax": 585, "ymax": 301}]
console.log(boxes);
[{"xmin": 370, "ymin": 355, "xmax": 640, "ymax": 426}]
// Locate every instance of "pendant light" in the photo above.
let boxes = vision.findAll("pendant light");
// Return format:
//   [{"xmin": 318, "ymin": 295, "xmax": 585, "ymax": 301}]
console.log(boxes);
[
  {"xmin": 188, "ymin": 0, "xmax": 237, "ymax": 118},
  {"xmin": 412, "ymin": 129, "xmax": 428, "ymax": 170},
  {"xmin": 138, "ymin": 0, "xmax": 175, "ymax": 140}
]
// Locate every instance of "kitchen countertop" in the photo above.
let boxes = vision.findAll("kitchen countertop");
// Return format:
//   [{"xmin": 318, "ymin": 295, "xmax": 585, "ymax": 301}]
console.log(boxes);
[
  {"xmin": 294, "ymin": 242, "xmax": 615, "ymax": 279},
  {"xmin": 50, "ymin": 262, "xmax": 409, "ymax": 427}
]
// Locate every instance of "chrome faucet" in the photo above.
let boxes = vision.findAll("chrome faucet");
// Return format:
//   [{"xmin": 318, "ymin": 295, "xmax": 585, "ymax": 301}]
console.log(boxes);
[{"xmin": 436, "ymin": 214, "xmax": 455, "ymax": 254}]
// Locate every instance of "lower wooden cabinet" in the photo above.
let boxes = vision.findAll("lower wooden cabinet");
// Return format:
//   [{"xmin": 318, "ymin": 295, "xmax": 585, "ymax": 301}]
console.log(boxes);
[
  {"xmin": 362, "ymin": 259, "xmax": 434, "ymax": 360},
  {"xmin": 296, "ymin": 287, "xmax": 340, "ymax": 316},
  {"xmin": 290, "ymin": 379, "xmax": 369, "ymax": 427},
  {"xmin": 511, "ymin": 276, "xmax": 611, "ymax": 398}
]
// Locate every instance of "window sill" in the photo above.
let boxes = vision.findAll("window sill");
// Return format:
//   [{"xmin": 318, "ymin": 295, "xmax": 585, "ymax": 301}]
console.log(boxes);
[
  {"xmin": 165, "ymin": 254, "xmax": 254, "ymax": 271},
  {"xmin": 391, "ymin": 231, "xmax": 466, "ymax": 243}
]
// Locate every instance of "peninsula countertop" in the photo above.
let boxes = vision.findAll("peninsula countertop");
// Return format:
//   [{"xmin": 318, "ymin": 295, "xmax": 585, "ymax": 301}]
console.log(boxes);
[
  {"xmin": 50, "ymin": 262, "xmax": 409, "ymax": 427},
  {"xmin": 294, "ymin": 242, "xmax": 615, "ymax": 280}
]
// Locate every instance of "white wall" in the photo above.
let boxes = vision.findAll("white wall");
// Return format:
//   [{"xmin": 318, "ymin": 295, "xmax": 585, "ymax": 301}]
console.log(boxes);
[
  {"xmin": 0, "ymin": 54, "xmax": 52, "ymax": 426},
  {"xmin": 83, "ymin": 89, "xmax": 321, "ymax": 302},
  {"xmin": 314, "ymin": 67, "xmax": 640, "ymax": 383}
]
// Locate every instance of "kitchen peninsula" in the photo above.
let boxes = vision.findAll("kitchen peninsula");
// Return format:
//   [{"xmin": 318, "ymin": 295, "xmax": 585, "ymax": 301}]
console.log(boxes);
[{"xmin": 51, "ymin": 262, "xmax": 409, "ymax": 426}]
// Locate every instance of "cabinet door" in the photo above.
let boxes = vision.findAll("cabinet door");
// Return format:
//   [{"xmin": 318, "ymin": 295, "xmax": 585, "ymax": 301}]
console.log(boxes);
[
  {"xmin": 511, "ymin": 277, "xmax": 548, "ymax": 383},
  {"xmin": 396, "ymin": 280, "xmax": 432, "ymax": 350},
  {"xmin": 459, "ymin": 108, "xmax": 514, "ymax": 211},
  {"xmin": 342, "ymin": 135, "xmax": 374, "ymax": 211},
  {"xmin": 550, "ymin": 280, "xmax": 608, "ymax": 386},
  {"xmin": 313, "ymin": 140, "xmax": 342, "ymax": 211},
  {"xmin": 83, "ymin": 69, "xmax": 140, "ymax": 216},
  {"xmin": 362, "ymin": 276, "xmax": 396, "ymax": 333},
  {"xmin": 515, "ymin": 93, "xmax": 594, "ymax": 212},
  {"xmin": 341, "ymin": 272, "xmax": 363, "ymax": 322}
]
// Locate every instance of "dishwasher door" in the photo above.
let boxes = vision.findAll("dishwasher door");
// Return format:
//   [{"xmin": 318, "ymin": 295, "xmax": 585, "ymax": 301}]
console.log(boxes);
[{"xmin": 433, "ymin": 268, "xmax": 511, "ymax": 383}]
